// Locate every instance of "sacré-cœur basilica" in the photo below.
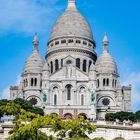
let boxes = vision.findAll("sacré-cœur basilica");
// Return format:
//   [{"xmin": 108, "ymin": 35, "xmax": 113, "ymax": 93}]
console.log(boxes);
[{"xmin": 10, "ymin": 0, "xmax": 131, "ymax": 120}]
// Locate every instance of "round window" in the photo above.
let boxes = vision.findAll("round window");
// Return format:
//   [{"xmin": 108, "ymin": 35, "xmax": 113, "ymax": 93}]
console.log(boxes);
[
  {"xmin": 29, "ymin": 98, "xmax": 38, "ymax": 105},
  {"xmin": 67, "ymin": 60, "xmax": 72, "ymax": 64},
  {"xmin": 102, "ymin": 98, "xmax": 110, "ymax": 106}
]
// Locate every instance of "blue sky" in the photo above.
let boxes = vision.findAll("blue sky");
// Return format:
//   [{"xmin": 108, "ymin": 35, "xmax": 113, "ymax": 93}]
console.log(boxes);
[{"xmin": 0, "ymin": 0, "xmax": 140, "ymax": 111}]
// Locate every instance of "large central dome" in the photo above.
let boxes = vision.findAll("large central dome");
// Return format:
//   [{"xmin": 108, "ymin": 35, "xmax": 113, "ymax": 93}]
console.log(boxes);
[{"xmin": 49, "ymin": 0, "xmax": 93, "ymax": 42}]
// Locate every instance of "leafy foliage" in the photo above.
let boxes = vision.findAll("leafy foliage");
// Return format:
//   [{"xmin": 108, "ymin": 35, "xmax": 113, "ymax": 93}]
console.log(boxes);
[
  {"xmin": 0, "ymin": 102, "xmax": 21, "ymax": 120},
  {"xmin": 8, "ymin": 115, "xmax": 58, "ymax": 140},
  {"xmin": 135, "ymin": 110, "xmax": 140, "ymax": 122},
  {"xmin": 92, "ymin": 138, "xmax": 105, "ymax": 140},
  {"xmin": 113, "ymin": 137, "xmax": 125, "ymax": 140},
  {"xmin": 0, "ymin": 99, "xmax": 97, "ymax": 140},
  {"xmin": 0, "ymin": 98, "xmax": 44, "ymax": 117},
  {"xmin": 8, "ymin": 114, "xmax": 66, "ymax": 139},
  {"xmin": 0, "ymin": 99, "xmax": 9, "ymax": 106},
  {"xmin": 105, "ymin": 111, "xmax": 136, "ymax": 122},
  {"xmin": 52, "ymin": 116, "xmax": 96, "ymax": 139},
  {"xmin": 14, "ymin": 98, "xmax": 44, "ymax": 116},
  {"xmin": 69, "ymin": 136, "xmax": 90, "ymax": 140},
  {"xmin": 69, "ymin": 137, "xmax": 105, "ymax": 140},
  {"xmin": 0, "ymin": 99, "xmax": 9, "ymax": 117},
  {"xmin": 6, "ymin": 113, "xmax": 96, "ymax": 140},
  {"xmin": 105, "ymin": 113, "xmax": 115, "ymax": 121}
]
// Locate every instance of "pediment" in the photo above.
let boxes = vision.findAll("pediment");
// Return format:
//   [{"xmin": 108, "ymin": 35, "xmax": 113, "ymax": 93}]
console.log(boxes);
[
  {"xmin": 50, "ymin": 66, "xmax": 88, "ymax": 81},
  {"xmin": 63, "ymin": 55, "xmax": 76, "ymax": 66}
]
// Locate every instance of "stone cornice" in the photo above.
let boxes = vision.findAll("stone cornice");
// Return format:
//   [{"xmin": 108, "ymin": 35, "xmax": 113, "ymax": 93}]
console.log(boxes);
[{"xmin": 46, "ymin": 48, "xmax": 97, "ymax": 61}]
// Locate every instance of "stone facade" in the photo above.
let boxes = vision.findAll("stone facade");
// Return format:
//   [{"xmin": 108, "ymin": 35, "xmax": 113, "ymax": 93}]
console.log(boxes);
[{"xmin": 10, "ymin": 0, "xmax": 131, "ymax": 120}]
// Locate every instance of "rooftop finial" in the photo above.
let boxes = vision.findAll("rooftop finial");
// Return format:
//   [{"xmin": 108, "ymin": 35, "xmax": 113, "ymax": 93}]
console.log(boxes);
[
  {"xmin": 67, "ymin": 0, "xmax": 76, "ymax": 10},
  {"xmin": 33, "ymin": 33, "xmax": 39, "ymax": 51},
  {"xmin": 103, "ymin": 32, "xmax": 109, "ymax": 53}
]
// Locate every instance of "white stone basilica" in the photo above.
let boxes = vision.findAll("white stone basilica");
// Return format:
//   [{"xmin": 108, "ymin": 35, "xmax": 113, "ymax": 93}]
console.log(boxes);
[{"xmin": 10, "ymin": 0, "xmax": 131, "ymax": 120}]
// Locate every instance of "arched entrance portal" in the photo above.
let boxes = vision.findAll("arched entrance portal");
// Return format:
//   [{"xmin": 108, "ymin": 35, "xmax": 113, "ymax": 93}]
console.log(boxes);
[
  {"xmin": 64, "ymin": 113, "xmax": 73, "ymax": 120},
  {"xmin": 78, "ymin": 113, "xmax": 87, "ymax": 120}
]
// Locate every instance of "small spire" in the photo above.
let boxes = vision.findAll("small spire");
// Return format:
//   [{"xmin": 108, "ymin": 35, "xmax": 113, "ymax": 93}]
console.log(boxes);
[
  {"xmin": 103, "ymin": 32, "xmax": 109, "ymax": 53},
  {"xmin": 33, "ymin": 33, "xmax": 39, "ymax": 51},
  {"xmin": 67, "ymin": 0, "xmax": 77, "ymax": 10}
]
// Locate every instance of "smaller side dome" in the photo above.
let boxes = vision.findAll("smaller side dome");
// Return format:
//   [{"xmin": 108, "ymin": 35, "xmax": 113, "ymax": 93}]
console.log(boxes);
[
  {"xmin": 95, "ymin": 53, "xmax": 118, "ymax": 74},
  {"xmin": 95, "ymin": 33, "xmax": 118, "ymax": 74},
  {"xmin": 24, "ymin": 33, "xmax": 44, "ymax": 74}
]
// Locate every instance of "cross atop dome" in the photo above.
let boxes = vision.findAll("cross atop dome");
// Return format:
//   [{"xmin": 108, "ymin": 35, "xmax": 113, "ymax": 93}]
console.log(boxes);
[
  {"xmin": 67, "ymin": 0, "xmax": 77, "ymax": 10},
  {"xmin": 33, "ymin": 33, "xmax": 39, "ymax": 51},
  {"xmin": 103, "ymin": 33, "xmax": 109, "ymax": 53}
]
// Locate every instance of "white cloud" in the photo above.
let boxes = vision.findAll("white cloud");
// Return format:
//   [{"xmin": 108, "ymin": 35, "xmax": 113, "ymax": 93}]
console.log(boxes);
[
  {"xmin": 122, "ymin": 72, "xmax": 140, "ymax": 112},
  {"xmin": 0, "ymin": 75, "xmax": 21, "ymax": 100},
  {"xmin": 0, "ymin": 86, "xmax": 10, "ymax": 100},
  {"xmin": 0, "ymin": 0, "xmax": 62, "ymax": 35}
]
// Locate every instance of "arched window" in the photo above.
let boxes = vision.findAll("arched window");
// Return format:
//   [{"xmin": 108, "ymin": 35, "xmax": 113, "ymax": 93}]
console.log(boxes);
[
  {"xmin": 103, "ymin": 79, "xmax": 106, "ymax": 86},
  {"xmin": 23, "ymin": 80, "xmax": 25, "ymax": 87},
  {"xmin": 83, "ymin": 41, "xmax": 87, "ymax": 45},
  {"xmin": 31, "ymin": 78, "xmax": 34, "ymax": 86},
  {"xmin": 25, "ymin": 79, "xmax": 28, "ymax": 87},
  {"xmin": 76, "ymin": 40, "xmax": 81, "ymax": 44},
  {"xmin": 55, "ymin": 59, "xmax": 59, "ymax": 71},
  {"xmin": 61, "ymin": 59, "xmax": 63, "ymax": 67},
  {"xmin": 55, "ymin": 41, "xmax": 59, "ymax": 45},
  {"xmin": 25, "ymin": 79, "xmax": 26, "ymax": 87},
  {"xmin": 34, "ymin": 78, "xmax": 37, "ymax": 86},
  {"xmin": 107, "ymin": 78, "xmax": 109, "ymax": 86},
  {"xmin": 76, "ymin": 58, "xmax": 80, "ymax": 69},
  {"xmin": 112, "ymin": 79, "xmax": 114, "ymax": 87},
  {"xmin": 66, "ymin": 85, "xmax": 72, "ymax": 100},
  {"xmin": 81, "ymin": 95, "xmax": 84, "ymax": 106},
  {"xmin": 68, "ymin": 39, "xmax": 74, "ymax": 43},
  {"xmin": 54, "ymin": 94, "xmax": 57, "ymax": 105},
  {"xmin": 115, "ymin": 80, "xmax": 117, "ymax": 88},
  {"xmin": 89, "ymin": 60, "xmax": 92, "ymax": 68},
  {"xmin": 83, "ymin": 60, "xmax": 87, "ymax": 72},
  {"xmin": 50, "ymin": 43, "xmax": 54, "ymax": 47},
  {"xmin": 61, "ymin": 40, "xmax": 66, "ymax": 44},
  {"xmin": 51, "ymin": 61, "xmax": 53, "ymax": 73},
  {"xmin": 97, "ymin": 79, "xmax": 100, "ymax": 88}
]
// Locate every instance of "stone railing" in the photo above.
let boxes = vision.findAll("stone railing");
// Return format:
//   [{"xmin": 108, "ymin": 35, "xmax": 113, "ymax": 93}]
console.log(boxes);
[{"xmin": 92, "ymin": 120, "xmax": 140, "ymax": 128}]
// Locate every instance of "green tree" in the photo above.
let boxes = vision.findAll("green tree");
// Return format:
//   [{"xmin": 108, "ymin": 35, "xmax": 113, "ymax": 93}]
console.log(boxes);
[
  {"xmin": 52, "ymin": 116, "xmax": 96, "ymax": 139},
  {"xmin": 69, "ymin": 136, "xmax": 90, "ymax": 140},
  {"xmin": 14, "ymin": 98, "xmax": 44, "ymax": 116},
  {"xmin": 105, "ymin": 111, "xmax": 136, "ymax": 122},
  {"xmin": 0, "ymin": 101, "xmax": 97, "ymax": 140},
  {"xmin": 92, "ymin": 138, "xmax": 105, "ymax": 140},
  {"xmin": 0, "ymin": 98, "xmax": 44, "ymax": 116},
  {"xmin": 7, "ymin": 113, "xmax": 96, "ymax": 140},
  {"xmin": 105, "ymin": 113, "xmax": 115, "ymax": 121},
  {"xmin": 135, "ymin": 110, "xmax": 140, "ymax": 122},
  {"xmin": 0, "ymin": 102, "xmax": 21, "ymax": 117},
  {"xmin": 113, "ymin": 137, "xmax": 125, "ymax": 140},
  {"xmin": 0, "ymin": 99, "xmax": 9, "ymax": 106},
  {"xmin": 0, "ymin": 99, "xmax": 10, "ymax": 119},
  {"xmin": 8, "ymin": 114, "xmax": 60, "ymax": 140}
]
